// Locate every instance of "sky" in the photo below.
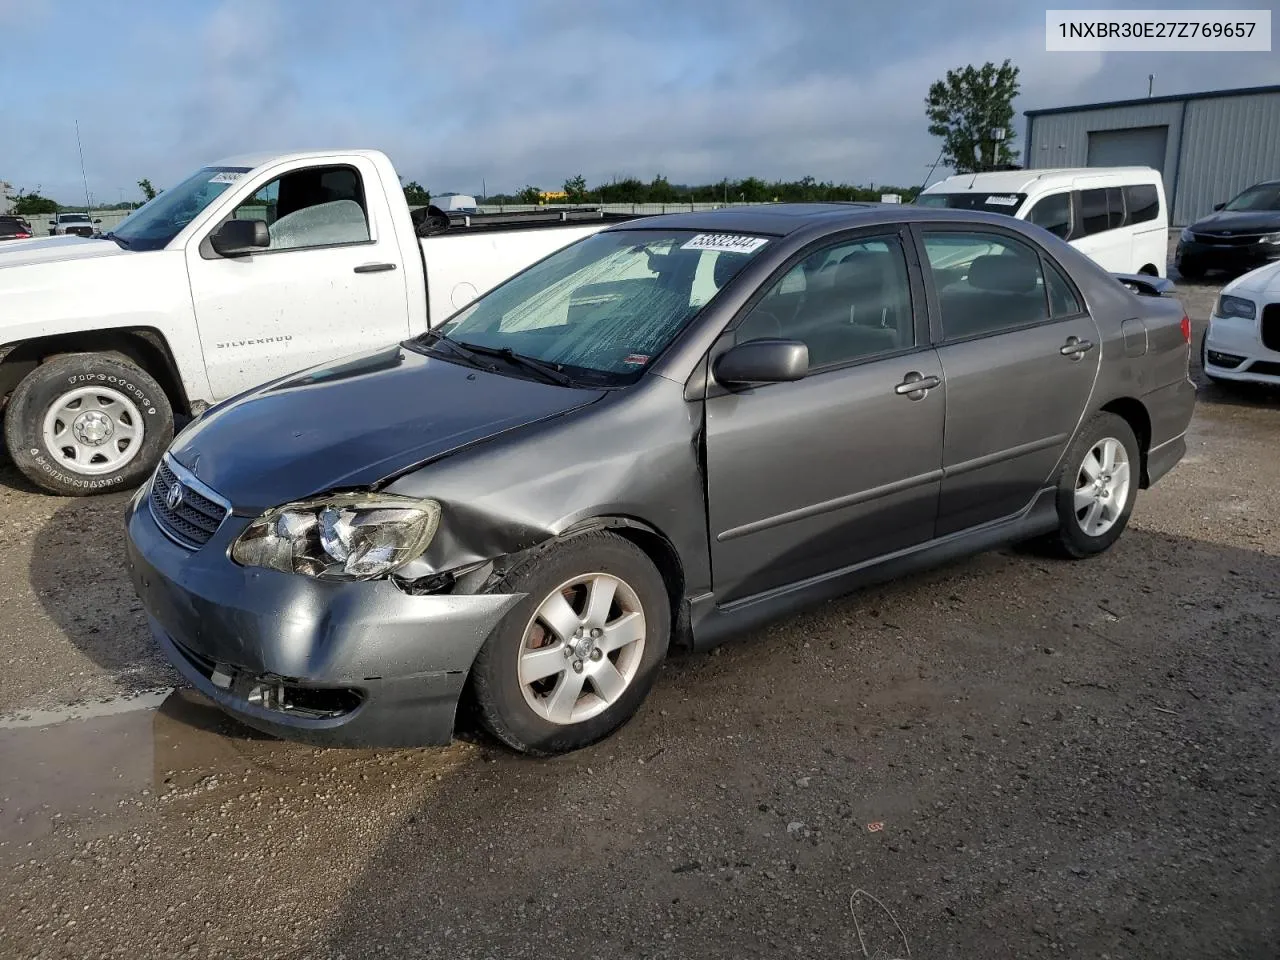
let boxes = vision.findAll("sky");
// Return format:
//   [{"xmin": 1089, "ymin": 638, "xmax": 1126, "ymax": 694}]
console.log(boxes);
[{"xmin": 1, "ymin": 0, "xmax": 1277, "ymax": 204}]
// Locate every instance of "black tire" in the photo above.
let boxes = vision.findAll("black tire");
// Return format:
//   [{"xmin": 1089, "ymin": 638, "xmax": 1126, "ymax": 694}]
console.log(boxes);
[
  {"xmin": 469, "ymin": 531, "xmax": 670, "ymax": 755},
  {"xmin": 3, "ymin": 353, "xmax": 174, "ymax": 497},
  {"xmin": 1176, "ymin": 260, "xmax": 1205, "ymax": 281},
  {"xmin": 1041, "ymin": 412, "xmax": 1140, "ymax": 559}
]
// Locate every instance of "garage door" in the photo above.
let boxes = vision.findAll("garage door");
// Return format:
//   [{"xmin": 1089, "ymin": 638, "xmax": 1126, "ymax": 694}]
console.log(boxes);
[{"xmin": 1086, "ymin": 126, "xmax": 1168, "ymax": 173}]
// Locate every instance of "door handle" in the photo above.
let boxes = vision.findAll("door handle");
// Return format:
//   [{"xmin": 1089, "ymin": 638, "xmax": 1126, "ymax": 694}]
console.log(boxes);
[
  {"xmin": 354, "ymin": 262, "xmax": 397, "ymax": 274},
  {"xmin": 1060, "ymin": 336, "xmax": 1094, "ymax": 359},
  {"xmin": 894, "ymin": 371, "xmax": 941, "ymax": 399}
]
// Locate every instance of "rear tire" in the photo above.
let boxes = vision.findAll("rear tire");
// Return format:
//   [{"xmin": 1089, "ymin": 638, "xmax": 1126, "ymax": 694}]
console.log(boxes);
[
  {"xmin": 3, "ymin": 353, "xmax": 173, "ymax": 497},
  {"xmin": 469, "ymin": 531, "xmax": 670, "ymax": 755},
  {"xmin": 1039, "ymin": 413, "xmax": 1140, "ymax": 559}
]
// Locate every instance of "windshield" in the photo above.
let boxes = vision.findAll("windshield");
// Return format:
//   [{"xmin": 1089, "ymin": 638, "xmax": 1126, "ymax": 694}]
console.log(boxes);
[
  {"xmin": 109, "ymin": 166, "xmax": 251, "ymax": 251},
  {"xmin": 1223, "ymin": 183, "xmax": 1280, "ymax": 212},
  {"xmin": 61, "ymin": 214, "xmax": 91, "ymax": 223},
  {"xmin": 915, "ymin": 192, "xmax": 1028, "ymax": 214},
  {"xmin": 432, "ymin": 229, "xmax": 770, "ymax": 384}
]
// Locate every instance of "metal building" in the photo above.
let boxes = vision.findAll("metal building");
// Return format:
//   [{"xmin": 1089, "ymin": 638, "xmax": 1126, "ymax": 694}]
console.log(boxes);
[{"xmin": 1023, "ymin": 84, "xmax": 1280, "ymax": 226}]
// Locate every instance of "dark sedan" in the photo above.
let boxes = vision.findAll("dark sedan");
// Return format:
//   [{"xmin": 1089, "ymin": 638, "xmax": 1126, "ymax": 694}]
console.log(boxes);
[
  {"xmin": 0, "ymin": 216, "xmax": 33, "ymax": 241},
  {"xmin": 1175, "ymin": 179, "xmax": 1280, "ymax": 279},
  {"xmin": 124, "ymin": 204, "xmax": 1197, "ymax": 755}
]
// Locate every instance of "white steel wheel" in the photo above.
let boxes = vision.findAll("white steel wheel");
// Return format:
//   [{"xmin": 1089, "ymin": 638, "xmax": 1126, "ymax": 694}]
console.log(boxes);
[
  {"xmin": 517, "ymin": 572, "xmax": 647, "ymax": 726},
  {"xmin": 1073, "ymin": 437, "xmax": 1131, "ymax": 538},
  {"xmin": 41, "ymin": 385, "xmax": 145, "ymax": 475}
]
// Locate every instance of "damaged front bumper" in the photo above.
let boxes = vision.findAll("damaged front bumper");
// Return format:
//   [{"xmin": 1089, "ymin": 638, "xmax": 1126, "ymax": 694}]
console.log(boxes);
[{"xmin": 123, "ymin": 486, "xmax": 522, "ymax": 748}]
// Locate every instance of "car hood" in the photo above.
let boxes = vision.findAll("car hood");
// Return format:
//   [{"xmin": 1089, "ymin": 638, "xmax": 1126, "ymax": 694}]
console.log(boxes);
[
  {"xmin": 1226, "ymin": 260, "xmax": 1280, "ymax": 299},
  {"xmin": 169, "ymin": 344, "xmax": 606, "ymax": 512},
  {"xmin": 1189, "ymin": 210, "xmax": 1280, "ymax": 234},
  {"xmin": 0, "ymin": 234, "xmax": 127, "ymax": 269}
]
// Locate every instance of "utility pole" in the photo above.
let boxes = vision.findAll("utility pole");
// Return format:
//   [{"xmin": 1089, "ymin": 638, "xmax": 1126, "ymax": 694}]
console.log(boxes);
[
  {"xmin": 75, "ymin": 120, "xmax": 91, "ymax": 212},
  {"xmin": 1148, "ymin": 74, "xmax": 1154, "ymax": 97}
]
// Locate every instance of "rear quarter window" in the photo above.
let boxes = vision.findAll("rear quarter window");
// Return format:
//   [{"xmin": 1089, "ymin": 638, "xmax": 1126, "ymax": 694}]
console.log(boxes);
[{"xmin": 1124, "ymin": 184, "xmax": 1160, "ymax": 224}]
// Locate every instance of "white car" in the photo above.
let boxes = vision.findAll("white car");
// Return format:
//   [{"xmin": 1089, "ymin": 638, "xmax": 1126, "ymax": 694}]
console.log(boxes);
[
  {"xmin": 916, "ymin": 167, "xmax": 1169, "ymax": 278},
  {"xmin": 0, "ymin": 149, "xmax": 635, "ymax": 496},
  {"xmin": 1202, "ymin": 261, "xmax": 1280, "ymax": 385}
]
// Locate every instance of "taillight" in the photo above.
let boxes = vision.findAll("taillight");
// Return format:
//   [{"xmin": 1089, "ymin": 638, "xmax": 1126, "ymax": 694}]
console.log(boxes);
[
  {"xmin": 16, "ymin": 232, "xmax": 30, "ymax": 239},
  {"xmin": 1180, "ymin": 314, "xmax": 1191, "ymax": 344}
]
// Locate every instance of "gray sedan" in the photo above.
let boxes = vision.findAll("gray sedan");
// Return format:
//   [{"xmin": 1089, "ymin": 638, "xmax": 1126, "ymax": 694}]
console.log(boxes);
[{"xmin": 123, "ymin": 204, "xmax": 1196, "ymax": 755}]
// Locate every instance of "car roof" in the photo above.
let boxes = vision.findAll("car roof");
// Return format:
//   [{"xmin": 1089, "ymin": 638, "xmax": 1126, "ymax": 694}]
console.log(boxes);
[
  {"xmin": 922, "ymin": 167, "xmax": 1160, "ymax": 194},
  {"xmin": 602, "ymin": 202, "xmax": 1038, "ymax": 237}
]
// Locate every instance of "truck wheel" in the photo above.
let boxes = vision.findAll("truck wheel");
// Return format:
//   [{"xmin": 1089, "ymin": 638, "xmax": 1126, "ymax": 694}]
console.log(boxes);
[
  {"xmin": 469, "ymin": 531, "xmax": 670, "ymax": 755},
  {"xmin": 3, "ymin": 353, "xmax": 173, "ymax": 497}
]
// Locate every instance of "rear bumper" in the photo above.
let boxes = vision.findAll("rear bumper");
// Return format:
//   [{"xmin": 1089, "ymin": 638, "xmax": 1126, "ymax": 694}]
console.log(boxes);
[
  {"xmin": 1140, "ymin": 377, "xmax": 1196, "ymax": 487},
  {"xmin": 123, "ymin": 482, "xmax": 522, "ymax": 747}
]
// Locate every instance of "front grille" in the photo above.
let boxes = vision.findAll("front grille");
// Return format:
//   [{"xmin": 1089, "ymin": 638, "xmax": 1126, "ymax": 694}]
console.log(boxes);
[
  {"xmin": 1261, "ymin": 304, "xmax": 1280, "ymax": 353},
  {"xmin": 149, "ymin": 458, "xmax": 228, "ymax": 548},
  {"xmin": 1192, "ymin": 231, "xmax": 1263, "ymax": 246},
  {"xmin": 1246, "ymin": 360, "xmax": 1280, "ymax": 378}
]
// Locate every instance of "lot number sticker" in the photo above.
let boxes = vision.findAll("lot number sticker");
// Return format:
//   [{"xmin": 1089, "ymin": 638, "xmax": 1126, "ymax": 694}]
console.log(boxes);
[
  {"xmin": 209, "ymin": 171, "xmax": 246, "ymax": 184},
  {"xmin": 681, "ymin": 233, "xmax": 769, "ymax": 254},
  {"xmin": 984, "ymin": 195, "xmax": 1020, "ymax": 206}
]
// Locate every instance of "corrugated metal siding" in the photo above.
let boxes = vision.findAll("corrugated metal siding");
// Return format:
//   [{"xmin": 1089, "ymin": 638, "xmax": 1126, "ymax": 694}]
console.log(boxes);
[
  {"xmin": 1025, "ymin": 91, "xmax": 1280, "ymax": 225},
  {"xmin": 1025, "ymin": 102, "xmax": 1185, "ymax": 182},
  {"xmin": 1174, "ymin": 92, "xmax": 1280, "ymax": 224}
]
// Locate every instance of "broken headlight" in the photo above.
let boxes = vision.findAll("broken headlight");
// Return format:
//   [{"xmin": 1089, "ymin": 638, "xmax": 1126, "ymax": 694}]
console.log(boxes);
[{"xmin": 231, "ymin": 493, "xmax": 441, "ymax": 581}]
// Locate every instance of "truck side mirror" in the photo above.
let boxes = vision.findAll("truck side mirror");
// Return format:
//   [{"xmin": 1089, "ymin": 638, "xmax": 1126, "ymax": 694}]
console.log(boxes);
[
  {"xmin": 1213, "ymin": 202, "xmax": 1225, "ymax": 211},
  {"xmin": 210, "ymin": 219, "xmax": 270, "ymax": 257}
]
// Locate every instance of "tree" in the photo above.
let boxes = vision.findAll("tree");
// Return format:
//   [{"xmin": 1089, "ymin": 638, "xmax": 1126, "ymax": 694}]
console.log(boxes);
[
  {"xmin": 517, "ymin": 185, "xmax": 542, "ymax": 204},
  {"xmin": 402, "ymin": 180, "xmax": 430, "ymax": 205},
  {"xmin": 137, "ymin": 178, "xmax": 158, "ymax": 201},
  {"xmin": 6, "ymin": 190, "xmax": 58, "ymax": 215},
  {"xmin": 563, "ymin": 174, "xmax": 588, "ymax": 202},
  {"xmin": 925, "ymin": 59, "xmax": 1020, "ymax": 174}
]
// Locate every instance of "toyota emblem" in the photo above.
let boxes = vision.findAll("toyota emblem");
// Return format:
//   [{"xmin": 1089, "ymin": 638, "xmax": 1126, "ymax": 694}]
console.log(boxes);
[{"xmin": 166, "ymin": 482, "xmax": 185, "ymax": 511}]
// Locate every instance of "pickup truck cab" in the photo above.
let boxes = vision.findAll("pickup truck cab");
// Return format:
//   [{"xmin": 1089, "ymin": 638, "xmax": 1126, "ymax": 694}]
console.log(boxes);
[
  {"xmin": 47, "ymin": 212, "xmax": 101, "ymax": 237},
  {"xmin": 0, "ymin": 149, "xmax": 630, "ymax": 495}
]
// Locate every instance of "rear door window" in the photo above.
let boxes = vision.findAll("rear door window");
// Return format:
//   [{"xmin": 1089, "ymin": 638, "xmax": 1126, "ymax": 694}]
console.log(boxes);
[
  {"xmin": 1026, "ymin": 192, "xmax": 1071, "ymax": 239},
  {"xmin": 1124, "ymin": 184, "xmax": 1160, "ymax": 224},
  {"xmin": 922, "ymin": 231, "xmax": 1049, "ymax": 340}
]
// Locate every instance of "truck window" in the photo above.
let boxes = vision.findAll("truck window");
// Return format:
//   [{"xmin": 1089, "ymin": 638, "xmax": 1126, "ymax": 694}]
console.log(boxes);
[
  {"xmin": 1026, "ymin": 193, "xmax": 1071, "ymax": 239},
  {"xmin": 231, "ymin": 165, "xmax": 371, "ymax": 251},
  {"xmin": 1124, "ymin": 184, "xmax": 1159, "ymax": 224}
]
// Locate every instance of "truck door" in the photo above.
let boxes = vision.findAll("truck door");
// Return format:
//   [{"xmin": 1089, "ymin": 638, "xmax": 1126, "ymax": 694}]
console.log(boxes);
[{"xmin": 185, "ymin": 157, "xmax": 411, "ymax": 399}]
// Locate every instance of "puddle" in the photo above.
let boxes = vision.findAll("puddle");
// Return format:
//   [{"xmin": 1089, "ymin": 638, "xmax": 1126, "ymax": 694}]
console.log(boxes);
[
  {"xmin": 0, "ymin": 689, "xmax": 316, "ymax": 846},
  {"xmin": 0, "ymin": 688, "xmax": 479, "ymax": 850},
  {"xmin": 0, "ymin": 688, "xmax": 173, "ymax": 729}
]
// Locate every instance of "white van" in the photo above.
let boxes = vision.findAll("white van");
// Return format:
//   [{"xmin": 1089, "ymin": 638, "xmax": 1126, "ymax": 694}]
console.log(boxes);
[{"xmin": 916, "ymin": 167, "xmax": 1168, "ymax": 277}]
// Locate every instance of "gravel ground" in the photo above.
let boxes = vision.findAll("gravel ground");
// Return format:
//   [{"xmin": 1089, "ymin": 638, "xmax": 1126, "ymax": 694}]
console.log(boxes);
[{"xmin": 1, "ymin": 269, "xmax": 1278, "ymax": 959}]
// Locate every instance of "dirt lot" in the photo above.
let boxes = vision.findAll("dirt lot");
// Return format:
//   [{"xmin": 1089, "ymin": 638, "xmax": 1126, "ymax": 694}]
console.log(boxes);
[{"xmin": 1, "ymin": 276, "xmax": 1278, "ymax": 960}]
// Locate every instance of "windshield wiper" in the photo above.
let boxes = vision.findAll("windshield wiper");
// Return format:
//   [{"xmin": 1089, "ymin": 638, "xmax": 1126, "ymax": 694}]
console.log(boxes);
[
  {"xmin": 450, "ymin": 341, "xmax": 576, "ymax": 387},
  {"xmin": 101, "ymin": 231, "xmax": 130, "ymax": 250}
]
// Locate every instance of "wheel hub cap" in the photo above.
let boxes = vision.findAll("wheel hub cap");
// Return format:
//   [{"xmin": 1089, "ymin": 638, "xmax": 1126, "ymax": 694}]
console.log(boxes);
[
  {"xmin": 572, "ymin": 634, "xmax": 595, "ymax": 660},
  {"xmin": 72, "ymin": 410, "xmax": 114, "ymax": 445}
]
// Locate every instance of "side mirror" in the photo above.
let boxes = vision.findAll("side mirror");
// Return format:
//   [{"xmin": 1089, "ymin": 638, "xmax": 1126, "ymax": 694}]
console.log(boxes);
[
  {"xmin": 210, "ymin": 218, "xmax": 270, "ymax": 257},
  {"xmin": 714, "ymin": 338, "xmax": 809, "ymax": 386},
  {"xmin": 93, "ymin": 218, "xmax": 102, "ymax": 224},
  {"xmin": 1213, "ymin": 202, "xmax": 1225, "ymax": 211}
]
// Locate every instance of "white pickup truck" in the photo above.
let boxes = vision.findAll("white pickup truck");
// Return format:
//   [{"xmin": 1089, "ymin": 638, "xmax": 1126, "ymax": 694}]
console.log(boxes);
[{"xmin": 0, "ymin": 149, "xmax": 633, "ymax": 495}]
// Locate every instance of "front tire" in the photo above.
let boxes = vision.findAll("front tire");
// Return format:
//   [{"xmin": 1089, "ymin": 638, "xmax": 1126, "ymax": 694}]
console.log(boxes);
[
  {"xmin": 1042, "ymin": 413, "xmax": 1140, "ymax": 559},
  {"xmin": 3, "ymin": 353, "xmax": 174, "ymax": 496},
  {"xmin": 469, "ymin": 531, "xmax": 670, "ymax": 755}
]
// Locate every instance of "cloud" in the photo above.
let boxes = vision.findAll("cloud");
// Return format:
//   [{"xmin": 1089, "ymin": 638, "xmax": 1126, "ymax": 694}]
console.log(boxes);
[{"xmin": 2, "ymin": 0, "xmax": 1275, "ymax": 202}]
